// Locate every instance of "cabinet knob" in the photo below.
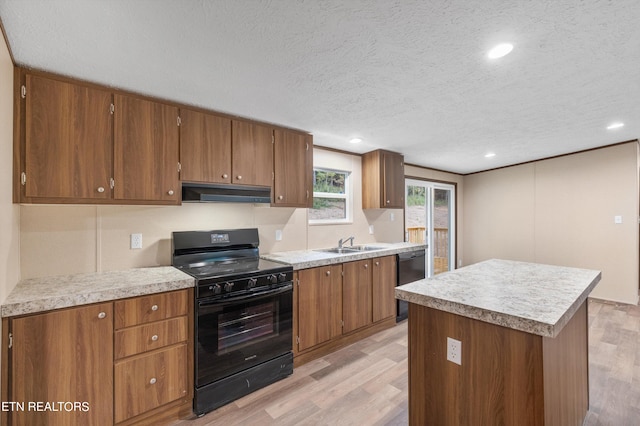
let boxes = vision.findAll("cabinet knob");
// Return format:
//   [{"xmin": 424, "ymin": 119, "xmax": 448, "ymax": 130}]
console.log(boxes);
[
  {"xmin": 278, "ymin": 195, "xmax": 284, "ymax": 200},
  {"xmin": 375, "ymin": 261, "xmax": 380, "ymax": 266},
  {"xmin": 97, "ymin": 312, "xmax": 106, "ymax": 319},
  {"xmin": 386, "ymin": 200, "xmax": 390, "ymax": 204},
  {"xmin": 151, "ymin": 304, "xmax": 158, "ymax": 311},
  {"xmin": 167, "ymin": 190, "xmax": 174, "ymax": 196},
  {"xmin": 236, "ymin": 175, "xmax": 242, "ymax": 180},
  {"xmin": 97, "ymin": 186, "xmax": 105, "ymax": 193},
  {"xmin": 326, "ymin": 270, "xmax": 330, "ymax": 276},
  {"xmin": 364, "ymin": 263, "xmax": 369, "ymax": 269},
  {"xmin": 151, "ymin": 334, "xmax": 159, "ymax": 342},
  {"xmin": 222, "ymin": 173, "xmax": 229, "ymax": 179},
  {"xmin": 149, "ymin": 377, "xmax": 157, "ymax": 385}
]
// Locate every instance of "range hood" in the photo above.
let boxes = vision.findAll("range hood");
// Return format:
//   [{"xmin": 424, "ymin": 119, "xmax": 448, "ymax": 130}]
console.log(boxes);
[{"xmin": 182, "ymin": 183, "xmax": 272, "ymax": 203}]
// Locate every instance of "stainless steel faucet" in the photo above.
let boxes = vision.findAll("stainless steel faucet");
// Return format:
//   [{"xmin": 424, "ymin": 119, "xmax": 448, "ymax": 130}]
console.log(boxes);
[{"xmin": 338, "ymin": 236, "xmax": 355, "ymax": 248}]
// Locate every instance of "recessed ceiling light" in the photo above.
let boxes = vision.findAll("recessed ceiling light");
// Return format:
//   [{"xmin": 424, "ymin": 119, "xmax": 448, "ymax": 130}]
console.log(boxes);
[
  {"xmin": 485, "ymin": 152, "xmax": 496, "ymax": 158},
  {"xmin": 606, "ymin": 122, "xmax": 624, "ymax": 130},
  {"xmin": 487, "ymin": 43, "xmax": 514, "ymax": 59},
  {"xmin": 349, "ymin": 138, "xmax": 363, "ymax": 144}
]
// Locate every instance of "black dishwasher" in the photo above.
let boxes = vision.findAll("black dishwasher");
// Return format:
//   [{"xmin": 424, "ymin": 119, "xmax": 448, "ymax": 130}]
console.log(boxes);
[{"xmin": 396, "ymin": 249, "xmax": 426, "ymax": 322}]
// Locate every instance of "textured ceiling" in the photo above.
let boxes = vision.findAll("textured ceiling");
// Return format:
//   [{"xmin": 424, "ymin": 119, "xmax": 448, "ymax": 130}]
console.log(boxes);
[{"xmin": 1, "ymin": 0, "xmax": 638, "ymax": 174}]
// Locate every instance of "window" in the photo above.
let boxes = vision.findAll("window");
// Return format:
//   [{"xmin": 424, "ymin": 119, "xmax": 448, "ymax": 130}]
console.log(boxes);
[{"xmin": 309, "ymin": 168, "xmax": 352, "ymax": 224}]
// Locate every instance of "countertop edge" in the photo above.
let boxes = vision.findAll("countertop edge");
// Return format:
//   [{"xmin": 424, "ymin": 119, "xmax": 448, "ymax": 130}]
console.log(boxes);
[
  {"xmin": 395, "ymin": 267, "xmax": 602, "ymax": 338},
  {"xmin": 262, "ymin": 243, "xmax": 426, "ymax": 270}
]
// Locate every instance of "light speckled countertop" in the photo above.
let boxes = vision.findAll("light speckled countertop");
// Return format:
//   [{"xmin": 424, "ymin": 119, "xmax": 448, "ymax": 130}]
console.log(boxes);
[
  {"xmin": 262, "ymin": 242, "xmax": 426, "ymax": 270},
  {"xmin": 2, "ymin": 267, "xmax": 195, "ymax": 318},
  {"xmin": 395, "ymin": 259, "xmax": 601, "ymax": 338}
]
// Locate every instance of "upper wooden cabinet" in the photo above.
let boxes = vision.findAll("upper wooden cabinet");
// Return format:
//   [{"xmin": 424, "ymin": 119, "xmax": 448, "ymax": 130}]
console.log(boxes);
[
  {"xmin": 22, "ymin": 74, "xmax": 113, "ymax": 201},
  {"xmin": 179, "ymin": 108, "xmax": 232, "ymax": 184},
  {"xmin": 362, "ymin": 149, "xmax": 405, "ymax": 209},
  {"xmin": 114, "ymin": 94, "xmax": 180, "ymax": 203},
  {"xmin": 273, "ymin": 129, "xmax": 313, "ymax": 207},
  {"xmin": 231, "ymin": 120, "xmax": 274, "ymax": 187}
]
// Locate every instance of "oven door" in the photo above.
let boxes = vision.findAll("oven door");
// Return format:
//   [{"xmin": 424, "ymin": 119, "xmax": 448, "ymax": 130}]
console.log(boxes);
[{"xmin": 195, "ymin": 283, "xmax": 293, "ymax": 388}]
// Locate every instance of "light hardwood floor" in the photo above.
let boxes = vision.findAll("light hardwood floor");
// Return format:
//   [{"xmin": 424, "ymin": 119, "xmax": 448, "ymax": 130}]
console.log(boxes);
[{"xmin": 173, "ymin": 299, "xmax": 640, "ymax": 425}]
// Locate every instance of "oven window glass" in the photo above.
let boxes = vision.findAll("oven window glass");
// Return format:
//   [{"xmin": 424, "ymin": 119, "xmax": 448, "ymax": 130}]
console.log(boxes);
[{"xmin": 217, "ymin": 301, "xmax": 277, "ymax": 352}]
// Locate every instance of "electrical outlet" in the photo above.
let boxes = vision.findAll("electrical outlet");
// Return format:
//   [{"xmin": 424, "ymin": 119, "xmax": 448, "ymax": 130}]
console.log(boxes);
[
  {"xmin": 447, "ymin": 337, "xmax": 461, "ymax": 365},
  {"xmin": 275, "ymin": 230, "xmax": 283, "ymax": 241},
  {"xmin": 130, "ymin": 233, "xmax": 142, "ymax": 249},
  {"xmin": 368, "ymin": 225, "xmax": 374, "ymax": 235},
  {"xmin": 390, "ymin": 213, "xmax": 395, "ymax": 222}
]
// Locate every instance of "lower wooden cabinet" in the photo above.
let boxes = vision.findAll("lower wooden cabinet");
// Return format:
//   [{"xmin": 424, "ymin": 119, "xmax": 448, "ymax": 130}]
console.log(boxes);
[
  {"xmin": 114, "ymin": 344, "xmax": 189, "ymax": 423},
  {"xmin": 295, "ymin": 255, "xmax": 398, "ymax": 363},
  {"xmin": 9, "ymin": 303, "xmax": 114, "ymax": 426},
  {"xmin": 4, "ymin": 289, "xmax": 193, "ymax": 426}
]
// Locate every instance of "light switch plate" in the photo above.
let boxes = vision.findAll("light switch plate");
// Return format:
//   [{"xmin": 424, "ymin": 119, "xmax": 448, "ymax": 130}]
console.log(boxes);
[{"xmin": 614, "ymin": 215, "xmax": 623, "ymax": 224}]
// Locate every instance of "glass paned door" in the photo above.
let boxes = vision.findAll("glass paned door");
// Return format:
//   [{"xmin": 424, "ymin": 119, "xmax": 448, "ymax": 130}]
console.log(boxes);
[{"xmin": 405, "ymin": 179, "xmax": 455, "ymax": 277}]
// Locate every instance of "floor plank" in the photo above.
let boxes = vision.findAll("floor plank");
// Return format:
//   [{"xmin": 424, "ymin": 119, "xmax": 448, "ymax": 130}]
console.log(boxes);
[{"xmin": 172, "ymin": 299, "xmax": 640, "ymax": 425}]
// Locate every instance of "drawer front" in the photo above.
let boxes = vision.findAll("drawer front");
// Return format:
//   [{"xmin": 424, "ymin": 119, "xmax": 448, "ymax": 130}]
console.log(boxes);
[
  {"xmin": 114, "ymin": 316, "xmax": 188, "ymax": 359},
  {"xmin": 115, "ymin": 289, "xmax": 189, "ymax": 329},
  {"xmin": 114, "ymin": 343, "xmax": 189, "ymax": 423}
]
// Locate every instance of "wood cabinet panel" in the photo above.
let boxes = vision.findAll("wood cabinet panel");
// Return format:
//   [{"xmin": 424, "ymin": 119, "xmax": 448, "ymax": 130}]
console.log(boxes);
[
  {"xmin": 231, "ymin": 120, "xmax": 273, "ymax": 186},
  {"xmin": 179, "ymin": 108, "xmax": 232, "ymax": 184},
  {"xmin": 114, "ymin": 343, "xmax": 189, "ymax": 423},
  {"xmin": 362, "ymin": 150, "xmax": 405, "ymax": 209},
  {"xmin": 115, "ymin": 316, "xmax": 188, "ymax": 359},
  {"xmin": 11, "ymin": 303, "xmax": 114, "ymax": 426},
  {"xmin": 297, "ymin": 265, "xmax": 342, "ymax": 351},
  {"xmin": 372, "ymin": 255, "xmax": 397, "ymax": 322},
  {"xmin": 114, "ymin": 94, "xmax": 180, "ymax": 203},
  {"xmin": 273, "ymin": 129, "xmax": 312, "ymax": 207},
  {"xmin": 114, "ymin": 289, "xmax": 189, "ymax": 329},
  {"xmin": 342, "ymin": 260, "xmax": 372, "ymax": 333},
  {"xmin": 24, "ymin": 74, "xmax": 113, "ymax": 200}
]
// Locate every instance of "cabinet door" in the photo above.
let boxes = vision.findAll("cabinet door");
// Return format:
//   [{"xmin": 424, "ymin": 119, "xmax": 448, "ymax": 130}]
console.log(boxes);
[
  {"xmin": 114, "ymin": 94, "xmax": 180, "ymax": 203},
  {"xmin": 297, "ymin": 265, "xmax": 342, "ymax": 351},
  {"xmin": 11, "ymin": 303, "xmax": 114, "ymax": 426},
  {"xmin": 179, "ymin": 108, "xmax": 232, "ymax": 184},
  {"xmin": 273, "ymin": 130, "xmax": 312, "ymax": 207},
  {"xmin": 372, "ymin": 255, "xmax": 397, "ymax": 322},
  {"xmin": 231, "ymin": 120, "xmax": 273, "ymax": 186},
  {"xmin": 382, "ymin": 151, "xmax": 404, "ymax": 208},
  {"xmin": 114, "ymin": 343, "xmax": 189, "ymax": 423},
  {"xmin": 342, "ymin": 260, "xmax": 372, "ymax": 333},
  {"xmin": 24, "ymin": 74, "xmax": 113, "ymax": 200}
]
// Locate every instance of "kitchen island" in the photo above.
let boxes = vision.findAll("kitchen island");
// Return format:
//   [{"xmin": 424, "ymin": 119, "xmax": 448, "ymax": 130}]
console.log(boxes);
[{"xmin": 395, "ymin": 259, "xmax": 601, "ymax": 426}]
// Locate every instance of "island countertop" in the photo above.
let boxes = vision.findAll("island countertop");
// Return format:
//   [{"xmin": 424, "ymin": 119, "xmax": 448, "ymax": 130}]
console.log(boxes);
[
  {"xmin": 1, "ymin": 267, "xmax": 195, "ymax": 318},
  {"xmin": 395, "ymin": 259, "xmax": 601, "ymax": 337}
]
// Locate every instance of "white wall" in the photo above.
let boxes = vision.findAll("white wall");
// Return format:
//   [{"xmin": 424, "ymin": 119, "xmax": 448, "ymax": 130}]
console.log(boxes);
[{"xmin": 463, "ymin": 142, "xmax": 639, "ymax": 304}]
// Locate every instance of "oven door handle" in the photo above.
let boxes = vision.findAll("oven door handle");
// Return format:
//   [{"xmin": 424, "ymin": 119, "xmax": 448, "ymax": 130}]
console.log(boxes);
[{"xmin": 198, "ymin": 283, "xmax": 293, "ymax": 308}]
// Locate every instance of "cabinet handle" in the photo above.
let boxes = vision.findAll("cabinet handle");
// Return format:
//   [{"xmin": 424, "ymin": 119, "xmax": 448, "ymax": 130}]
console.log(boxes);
[
  {"xmin": 364, "ymin": 264, "xmax": 369, "ymax": 269},
  {"xmin": 97, "ymin": 312, "xmax": 106, "ymax": 319},
  {"xmin": 375, "ymin": 261, "xmax": 380, "ymax": 266},
  {"xmin": 151, "ymin": 304, "xmax": 158, "ymax": 311},
  {"xmin": 386, "ymin": 200, "xmax": 390, "ymax": 204},
  {"xmin": 236, "ymin": 175, "xmax": 243, "ymax": 180},
  {"xmin": 97, "ymin": 187, "xmax": 105, "ymax": 193},
  {"xmin": 278, "ymin": 195, "xmax": 284, "ymax": 200},
  {"xmin": 222, "ymin": 173, "xmax": 229, "ymax": 179},
  {"xmin": 167, "ymin": 190, "xmax": 174, "ymax": 196},
  {"xmin": 151, "ymin": 334, "xmax": 159, "ymax": 341},
  {"xmin": 326, "ymin": 270, "xmax": 330, "ymax": 276},
  {"xmin": 149, "ymin": 377, "xmax": 157, "ymax": 385}
]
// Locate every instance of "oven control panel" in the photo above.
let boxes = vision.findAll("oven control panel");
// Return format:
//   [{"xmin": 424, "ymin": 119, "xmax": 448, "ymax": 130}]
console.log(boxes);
[{"xmin": 197, "ymin": 269, "xmax": 294, "ymax": 299}]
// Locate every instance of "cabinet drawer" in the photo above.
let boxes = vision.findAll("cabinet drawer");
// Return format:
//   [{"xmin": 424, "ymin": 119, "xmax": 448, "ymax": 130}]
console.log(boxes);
[
  {"xmin": 114, "ymin": 343, "xmax": 189, "ymax": 423},
  {"xmin": 114, "ymin": 316, "xmax": 188, "ymax": 359},
  {"xmin": 115, "ymin": 290, "xmax": 188, "ymax": 329}
]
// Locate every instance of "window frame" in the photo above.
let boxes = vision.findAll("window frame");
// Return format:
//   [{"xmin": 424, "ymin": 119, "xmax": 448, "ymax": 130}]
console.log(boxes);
[{"xmin": 309, "ymin": 167, "xmax": 353, "ymax": 225}]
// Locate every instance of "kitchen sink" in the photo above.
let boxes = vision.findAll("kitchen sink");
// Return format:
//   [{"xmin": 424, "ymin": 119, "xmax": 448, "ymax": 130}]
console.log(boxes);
[{"xmin": 316, "ymin": 245, "xmax": 386, "ymax": 254}]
